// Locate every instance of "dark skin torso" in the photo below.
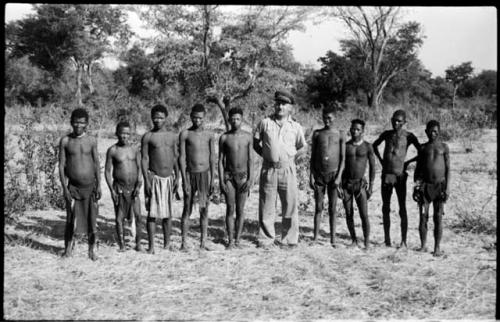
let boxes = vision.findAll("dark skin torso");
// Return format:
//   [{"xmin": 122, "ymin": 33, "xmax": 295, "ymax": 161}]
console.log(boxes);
[
  {"xmin": 63, "ymin": 135, "xmax": 97, "ymax": 186},
  {"xmin": 109, "ymin": 144, "xmax": 140, "ymax": 186},
  {"xmin": 184, "ymin": 129, "xmax": 212, "ymax": 173},
  {"xmin": 144, "ymin": 131, "xmax": 177, "ymax": 177},
  {"xmin": 344, "ymin": 141, "xmax": 374, "ymax": 180},
  {"xmin": 312, "ymin": 129, "xmax": 342, "ymax": 174},
  {"xmin": 374, "ymin": 130, "xmax": 418, "ymax": 174},
  {"xmin": 220, "ymin": 131, "xmax": 252, "ymax": 173},
  {"xmin": 418, "ymin": 141, "xmax": 449, "ymax": 183}
]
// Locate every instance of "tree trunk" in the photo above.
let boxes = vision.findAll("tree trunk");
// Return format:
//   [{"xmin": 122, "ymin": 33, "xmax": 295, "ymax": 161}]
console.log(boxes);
[
  {"xmin": 213, "ymin": 96, "xmax": 230, "ymax": 131},
  {"xmin": 76, "ymin": 64, "xmax": 83, "ymax": 106},
  {"xmin": 86, "ymin": 63, "xmax": 94, "ymax": 94},
  {"xmin": 452, "ymin": 85, "xmax": 458, "ymax": 110}
]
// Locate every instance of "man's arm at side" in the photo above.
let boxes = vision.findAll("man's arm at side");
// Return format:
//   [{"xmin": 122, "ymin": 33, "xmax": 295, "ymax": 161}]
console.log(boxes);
[
  {"xmin": 209, "ymin": 133, "xmax": 217, "ymax": 194},
  {"xmin": 247, "ymin": 134, "xmax": 254, "ymax": 186},
  {"xmin": 104, "ymin": 147, "xmax": 116, "ymax": 203},
  {"xmin": 91, "ymin": 137, "xmax": 102, "ymax": 200},
  {"xmin": 58, "ymin": 136, "xmax": 71, "ymax": 203},
  {"xmin": 367, "ymin": 143, "xmax": 376, "ymax": 198},
  {"xmin": 253, "ymin": 121, "xmax": 263, "ymax": 156},
  {"xmin": 178, "ymin": 130, "xmax": 189, "ymax": 194},
  {"xmin": 141, "ymin": 133, "xmax": 151, "ymax": 197},
  {"xmin": 372, "ymin": 132, "xmax": 385, "ymax": 165},
  {"xmin": 444, "ymin": 143, "xmax": 451, "ymax": 200},
  {"xmin": 135, "ymin": 145, "xmax": 143, "ymax": 195},
  {"xmin": 218, "ymin": 134, "xmax": 226, "ymax": 193},
  {"xmin": 335, "ymin": 130, "xmax": 346, "ymax": 185}
]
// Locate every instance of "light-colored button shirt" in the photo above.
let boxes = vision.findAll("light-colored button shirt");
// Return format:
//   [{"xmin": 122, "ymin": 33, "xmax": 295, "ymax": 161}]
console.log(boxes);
[{"xmin": 254, "ymin": 115, "xmax": 307, "ymax": 163}]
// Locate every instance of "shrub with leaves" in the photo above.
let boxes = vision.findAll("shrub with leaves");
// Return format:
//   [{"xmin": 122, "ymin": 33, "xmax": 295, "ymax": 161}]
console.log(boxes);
[{"xmin": 4, "ymin": 115, "xmax": 66, "ymax": 220}]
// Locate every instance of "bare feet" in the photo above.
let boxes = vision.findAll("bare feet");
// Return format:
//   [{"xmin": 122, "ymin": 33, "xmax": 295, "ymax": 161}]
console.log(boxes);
[
  {"xmin": 61, "ymin": 249, "xmax": 73, "ymax": 258},
  {"xmin": 330, "ymin": 243, "xmax": 337, "ymax": 248},
  {"xmin": 200, "ymin": 244, "xmax": 212, "ymax": 251},
  {"xmin": 349, "ymin": 240, "xmax": 359, "ymax": 248},
  {"xmin": 416, "ymin": 246, "xmax": 428, "ymax": 252},
  {"xmin": 397, "ymin": 241, "xmax": 408, "ymax": 249},
  {"xmin": 180, "ymin": 244, "xmax": 189, "ymax": 252},
  {"xmin": 88, "ymin": 249, "xmax": 98, "ymax": 261},
  {"xmin": 432, "ymin": 249, "xmax": 444, "ymax": 257},
  {"xmin": 135, "ymin": 244, "xmax": 144, "ymax": 252},
  {"xmin": 146, "ymin": 247, "xmax": 155, "ymax": 254},
  {"xmin": 118, "ymin": 247, "xmax": 126, "ymax": 253},
  {"xmin": 226, "ymin": 243, "xmax": 234, "ymax": 250}
]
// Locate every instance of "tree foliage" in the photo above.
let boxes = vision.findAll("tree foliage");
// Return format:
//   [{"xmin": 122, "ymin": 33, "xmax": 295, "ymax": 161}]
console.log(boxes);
[
  {"xmin": 330, "ymin": 6, "xmax": 424, "ymax": 109},
  {"xmin": 445, "ymin": 61, "xmax": 474, "ymax": 109},
  {"xmin": 6, "ymin": 4, "xmax": 132, "ymax": 106}
]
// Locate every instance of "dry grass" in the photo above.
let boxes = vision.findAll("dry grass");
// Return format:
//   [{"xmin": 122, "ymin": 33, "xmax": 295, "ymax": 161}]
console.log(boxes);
[{"xmin": 3, "ymin": 124, "xmax": 496, "ymax": 320}]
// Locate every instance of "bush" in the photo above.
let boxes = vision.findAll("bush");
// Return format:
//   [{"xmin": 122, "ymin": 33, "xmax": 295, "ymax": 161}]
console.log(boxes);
[{"xmin": 4, "ymin": 114, "xmax": 66, "ymax": 221}]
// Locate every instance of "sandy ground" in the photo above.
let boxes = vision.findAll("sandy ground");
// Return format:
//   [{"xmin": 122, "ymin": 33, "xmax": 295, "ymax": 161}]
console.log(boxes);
[{"xmin": 4, "ymin": 128, "xmax": 496, "ymax": 320}]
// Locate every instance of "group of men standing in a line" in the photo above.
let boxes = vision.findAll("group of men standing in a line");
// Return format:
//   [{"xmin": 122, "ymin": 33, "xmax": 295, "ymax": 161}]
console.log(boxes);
[{"xmin": 59, "ymin": 90, "xmax": 450, "ymax": 261}]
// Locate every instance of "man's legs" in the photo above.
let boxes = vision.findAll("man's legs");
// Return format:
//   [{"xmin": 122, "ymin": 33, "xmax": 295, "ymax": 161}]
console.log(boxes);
[
  {"xmin": 417, "ymin": 201, "xmax": 430, "ymax": 252},
  {"xmin": 354, "ymin": 188, "xmax": 370, "ymax": 249},
  {"xmin": 258, "ymin": 168, "xmax": 278, "ymax": 246},
  {"xmin": 234, "ymin": 183, "xmax": 248, "ymax": 247},
  {"xmin": 87, "ymin": 198, "xmax": 98, "ymax": 261},
  {"xmin": 199, "ymin": 204, "xmax": 209, "ymax": 249},
  {"xmin": 343, "ymin": 191, "xmax": 357, "ymax": 245},
  {"xmin": 432, "ymin": 201, "xmax": 444, "ymax": 256},
  {"xmin": 180, "ymin": 193, "xmax": 194, "ymax": 251},
  {"xmin": 312, "ymin": 183, "xmax": 326, "ymax": 242},
  {"xmin": 162, "ymin": 218, "xmax": 172, "ymax": 249},
  {"xmin": 114, "ymin": 203, "xmax": 126, "ymax": 252},
  {"xmin": 132, "ymin": 197, "xmax": 143, "ymax": 251},
  {"xmin": 279, "ymin": 166, "xmax": 299, "ymax": 246},
  {"xmin": 395, "ymin": 178, "xmax": 408, "ymax": 248},
  {"xmin": 327, "ymin": 181, "xmax": 339, "ymax": 247},
  {"xmin": 224, "ymin": 180, "xmax": 237, "ymax": 248},
  {"xmin": 62, "ymin": 200, "xmax": 76, "ymax": 257},
  {"xmin": 381, "ymin": 183, "xmax": 394, "ymax": 246}
]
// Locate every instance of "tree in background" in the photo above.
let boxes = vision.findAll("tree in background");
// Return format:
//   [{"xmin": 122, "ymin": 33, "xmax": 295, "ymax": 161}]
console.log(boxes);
[
  {"xmin": 6, "ymin": 4, "xmax": 131, "ymax": 106},
  {"xmin": 327, "ymin": 7, "xmax": 424, "ymax": 109},
  {"xmin": 445, "ymin": 61, "xmax": 474, "ymax": 109},
  {"xmin": 136, "ymin": 5, "xmax": 315, "ymax": 130}
]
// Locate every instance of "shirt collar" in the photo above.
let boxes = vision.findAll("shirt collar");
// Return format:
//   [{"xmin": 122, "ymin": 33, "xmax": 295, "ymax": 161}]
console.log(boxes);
[{"xmin": 271, "ymin": 114, "xmax": 293, "ymax": 124}]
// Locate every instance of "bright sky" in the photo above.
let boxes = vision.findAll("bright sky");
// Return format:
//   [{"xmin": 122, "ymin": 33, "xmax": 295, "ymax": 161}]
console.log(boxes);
[{"xmin": 5, "ymin": 4, "xmax": 497, "ymax": 77}]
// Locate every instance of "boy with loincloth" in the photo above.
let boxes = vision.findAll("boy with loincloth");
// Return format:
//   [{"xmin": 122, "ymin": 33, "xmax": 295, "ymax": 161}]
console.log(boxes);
[
  {"xmin": 141, "ymin": 104, "xmax": 180, "ymax": 254},
  {"xmin": 218, "ymin": 107, "xmax": 254, "ymax": 249},
  {"xmin": 179, "ymin": 103, "xmax": 216, "ymax": 251},
  {"xmin": 58, "ymin": 108, "xmax": 102, "ymax": 260},
  {"xmin": 340, "ymin": 119, "xmax": 376, "ymax": 249},
  {"xmin": 309, "ymin": 106, "xmax": 345, "ymax": 247},
  {"xmin": 413, "ymin": 120, "xmax": 450, "ymax": 257},
  {"xmin": 105, "ymin": 121, "xmax": 143, "ymax": 252},
  {"xmin": 373, "ymin": 110, "xmax": 421, "ymax": 248}
]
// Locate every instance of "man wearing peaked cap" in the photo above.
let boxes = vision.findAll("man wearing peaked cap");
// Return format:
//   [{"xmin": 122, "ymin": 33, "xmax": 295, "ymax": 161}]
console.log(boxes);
[
  {"xmin": 274, "ymin": 90, "xmax": 295, "ymax": 105},
  {"xmin": 252, "ymin": 89, "xmax": 307, "ymax": 249}
]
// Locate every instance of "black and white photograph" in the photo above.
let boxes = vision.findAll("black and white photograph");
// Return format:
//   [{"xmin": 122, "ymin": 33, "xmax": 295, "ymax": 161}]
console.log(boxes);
[{"xmin": 4, "ymin": 4, "xmax": 496, "ymax": 320}]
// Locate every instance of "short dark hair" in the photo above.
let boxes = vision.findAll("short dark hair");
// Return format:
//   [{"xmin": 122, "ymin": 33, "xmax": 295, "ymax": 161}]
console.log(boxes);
[
  {"xmin": 191, "ymin": 103, "xmax": 206, "ymax": 114},
  {"xmin": 426, "ymin": 120, "xmax": 440, "ymax": 130},
  {"xmin": 116, "ymin": 121, "xmax": 131, "ymax": 133},
  {"xmin": 392, "ymin": 109, "xmax": 406, "ymax": 120},
  {"xmin": 351, "ymin": 119, "xmax": 365, "ymax": 129},
  {"xmin": 71, "ymin": 108, "xmax": 89, "ymax": 122},
  {"xmin": 228, "ymin": 107, "xmax": 243, "ymax": 117},
  {"xmin": 151, "ymin": 104, "xmax": 168, "ymax": 118},
  {"xmin": 322, "ymin": 105, "xmax": 336, "ymax": 115}
]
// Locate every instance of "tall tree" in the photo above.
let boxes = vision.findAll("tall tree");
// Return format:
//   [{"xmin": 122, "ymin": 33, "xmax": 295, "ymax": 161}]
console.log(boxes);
[
  {"xmin": 445, "ymin": 61, "xmax": 474, "ymax": 109},
  {"xmin": 7, "ymin": 4, "xmax": 131, "ymax": 106},
  {"xmin": 138, "ymin": 5, "xmax": 315, "ymax": 130},
  {"xmin": 328, "ymin": 6, "xmax": 424, "ymax": 109}
]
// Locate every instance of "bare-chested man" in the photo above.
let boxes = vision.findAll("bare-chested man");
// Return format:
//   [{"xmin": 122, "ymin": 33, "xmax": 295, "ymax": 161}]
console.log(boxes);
[
  {"xmin": 179, "ymin": 103, "xmax": 216, "ymax": 251},
  {"xmin": 413, "ymin": 120, "xmax": 450, "ymax": 257},
  {"xmin": 373, "ymin": 110, "xmax": 421, "ymax": 248},
  {"xmin": 340, "ymin": 119, "xmax": 376, "ymax": 250},
  {"xmin": 141, "ymin": 104, "xmax": 179, "ymax": 254},
  {"xmin": 59, "ymin": 108, "xmax": 101, "ymax": 260},
  {"xmin": 105, "ymin": 121, "xmax": 143, "ymax": 252},
  {"xmin": 218, "ymin": 107, "xmax": 254, "ymax": 249},
  {"xmin": 309, "ymin": 106, "xmax": 345, "ymax": 247}
]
